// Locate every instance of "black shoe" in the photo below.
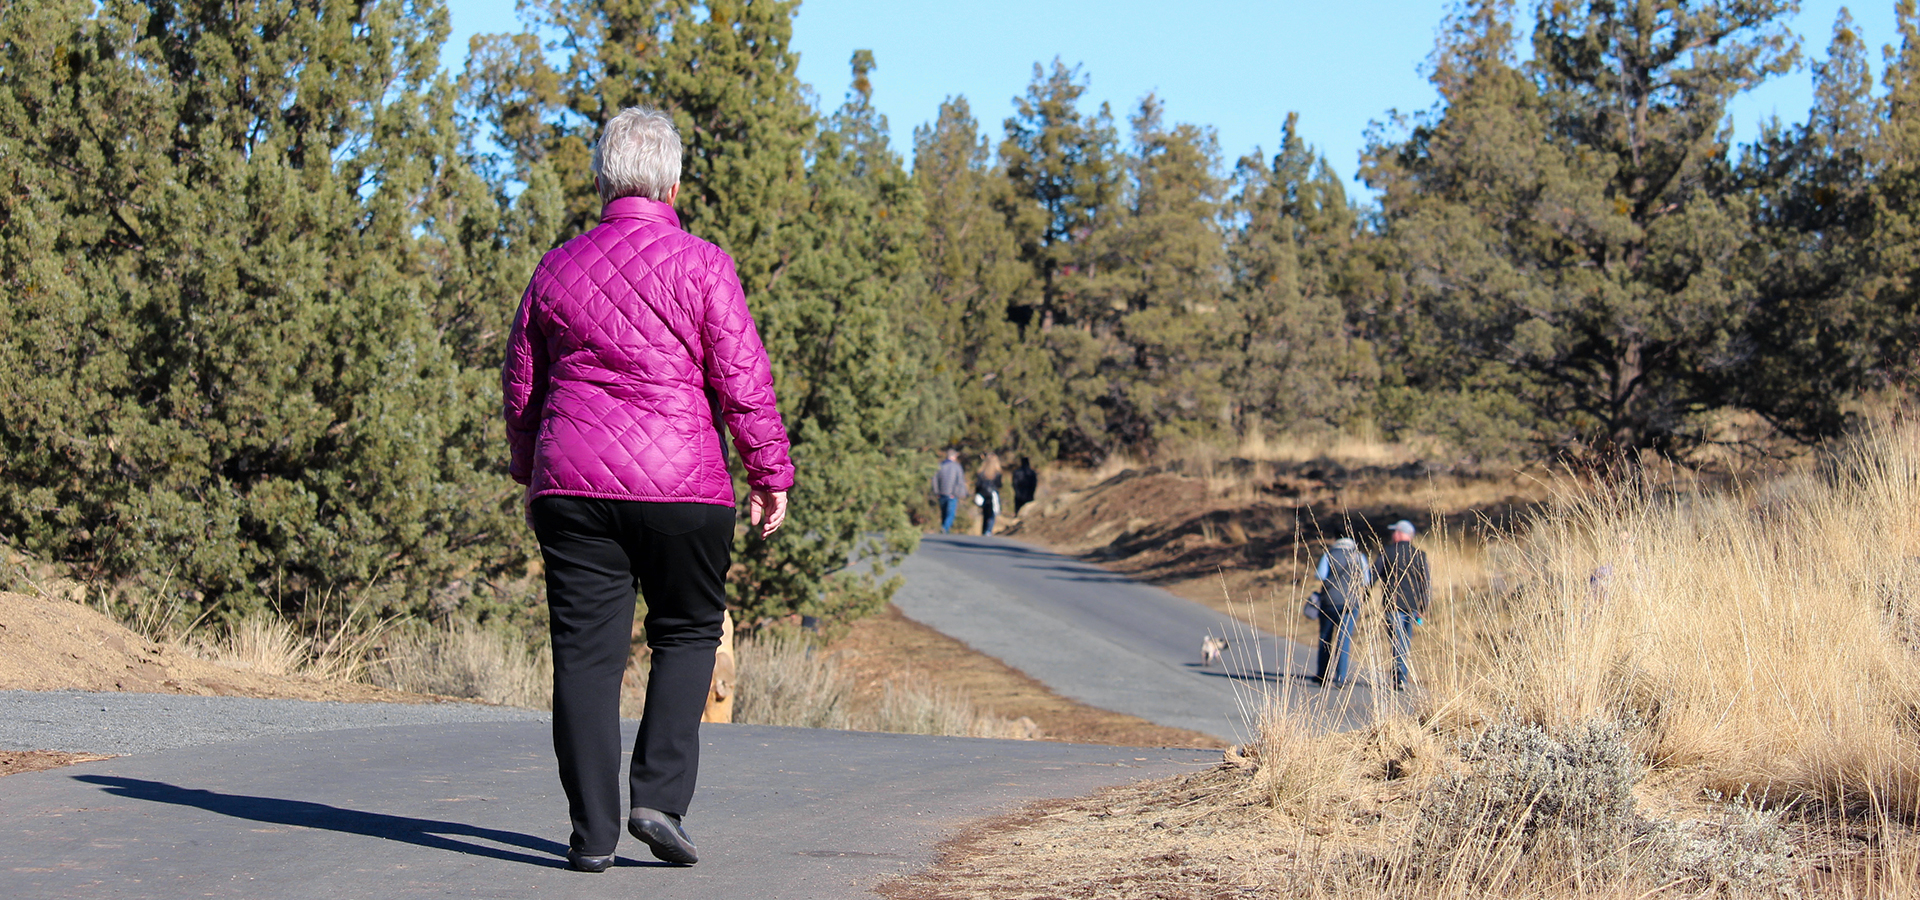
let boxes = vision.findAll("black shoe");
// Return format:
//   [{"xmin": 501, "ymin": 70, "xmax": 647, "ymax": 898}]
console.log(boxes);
[
  {"xmin": 629, "ymin": 807, "xmax": 699, "ymax": 865},
  {"xmin": 566, "ymin": 848, "xmax": 615, "ymax": 873}
]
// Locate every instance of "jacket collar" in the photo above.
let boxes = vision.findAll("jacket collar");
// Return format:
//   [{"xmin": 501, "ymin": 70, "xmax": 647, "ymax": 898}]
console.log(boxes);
[{"xmin": 601, "ymin": 195, "xmax": 681, "ymax": 228}]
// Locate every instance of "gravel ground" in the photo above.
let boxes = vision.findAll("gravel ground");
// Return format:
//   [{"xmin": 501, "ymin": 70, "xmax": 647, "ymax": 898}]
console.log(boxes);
[{"xmin": 0, "ymin": 691, "xmax": 547, "ymax": 755}]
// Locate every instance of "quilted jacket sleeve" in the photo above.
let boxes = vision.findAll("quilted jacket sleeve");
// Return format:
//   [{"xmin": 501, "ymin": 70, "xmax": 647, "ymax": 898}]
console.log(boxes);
[
  {"xmin": 501, "ymin": 273, "xmax": 548, "ymax": 486},
  {"xmin": 700, "ymin": 251, "xmax": 795, "ymax": 493}
]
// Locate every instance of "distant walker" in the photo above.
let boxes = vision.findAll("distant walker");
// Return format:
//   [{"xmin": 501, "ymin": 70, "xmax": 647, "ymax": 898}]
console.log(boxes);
[
  {"xmin": 931, "ymin": 449, "xmax": 966, "ymax": 534},
  {"xmin": 1374, "ymin": 520, "xmax": 1432, "ymax": 691},
  {"xmin": 1313, "ymin": 537, "xmax": 1372, "ymax": 687},
  {"xmin": 1011, "ymin": 456, "xmax": 1039, "ymax": 515}
]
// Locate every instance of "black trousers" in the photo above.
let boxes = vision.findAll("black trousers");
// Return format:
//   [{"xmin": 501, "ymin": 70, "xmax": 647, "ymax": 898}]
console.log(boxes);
[{"xmin": 530, "ymin": 495, "xmax": 734, "ymax": 856}]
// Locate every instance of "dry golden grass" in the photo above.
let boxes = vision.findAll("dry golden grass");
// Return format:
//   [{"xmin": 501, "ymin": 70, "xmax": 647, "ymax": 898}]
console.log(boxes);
[
  {"xmin": 367, "ymin": 622, "xmax": 552, "ymax": 709},
  {"xmin": 1269, "ymin": 423, "xmax": 1920, "ymax": 894},
  {"xmin": 898, "ymin": 422, "xmax": 1920, "ymax": 899},
  {"xmin": 1428, "ymin": 424, "xmax": 1920, "ymax": 817},
  {"xmin": 733, "ymin": 629, "xmax": 1032, "ymax": 739},
  {"xmin": 1230, "ymin": 420, "xmax": 1445, "ymax": 467},
  {"xmin": 177, "ymin": 606, "xmax": 393, "ymax": 684}
]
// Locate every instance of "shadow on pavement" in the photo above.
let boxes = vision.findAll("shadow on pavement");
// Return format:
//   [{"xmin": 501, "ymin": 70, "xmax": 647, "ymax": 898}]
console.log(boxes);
[
  {"xmin": 921, "ymin": 537, "xmax": 1144, "ymax": 584},
  {"xmin": 1008, "ymin": 565, "xmax": 1139, "ymax": 584},
  {"xmin": 71, "ymin": 775, "xmax": 606, "ymax": 870},
  {"xmin": 1182, "ymin": 663, "xmax": 1315, "ymax": 685}
]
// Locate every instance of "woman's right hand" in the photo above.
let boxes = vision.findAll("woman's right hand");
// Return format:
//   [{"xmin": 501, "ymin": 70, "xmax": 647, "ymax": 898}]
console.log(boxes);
[{"xmin": 749, "ymin": 489, "xmax": 788, "ymax": 538}]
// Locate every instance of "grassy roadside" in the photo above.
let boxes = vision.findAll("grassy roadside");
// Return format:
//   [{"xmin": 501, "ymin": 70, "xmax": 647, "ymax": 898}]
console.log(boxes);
[
  {"xmin": 890, "ymin": 424, "xmax": 1920, "ymax": 898},
  {"xmin": 1, "ymin": 549, "xmax": 1204, "ymax": 750}
]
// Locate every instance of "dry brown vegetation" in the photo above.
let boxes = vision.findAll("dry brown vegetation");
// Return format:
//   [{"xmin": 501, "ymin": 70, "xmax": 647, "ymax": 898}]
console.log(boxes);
[
  {"xmin": 0, "ymin": 588, "xmax": 425, "ymax": 703},
  {"xmin": 0, "ymin": 559, "xmax": 1147, "ymax": 748},
  {"xmin": 0, "ymin": 751, "xmax": 115, "ymax": 777},
  {"xmin": 897, "ymin": 424, "xmax": 1920, "ymax": 898}
]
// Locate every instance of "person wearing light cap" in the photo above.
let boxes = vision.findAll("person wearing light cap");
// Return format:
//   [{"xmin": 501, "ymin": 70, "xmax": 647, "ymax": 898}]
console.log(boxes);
[
  {"xmin": 1374, "ymin": 520, "xmax": 1431, "ymax": 691},
  {"xmin": 1313, "ymin": 536, "xmax": 1372, "ymax": 686}
]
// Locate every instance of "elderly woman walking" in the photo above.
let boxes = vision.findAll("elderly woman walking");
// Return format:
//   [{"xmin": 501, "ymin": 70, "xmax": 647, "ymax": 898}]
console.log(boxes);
[{"xmin": 502, "ymin": 107, "xmax": 793, "ymax": 872}]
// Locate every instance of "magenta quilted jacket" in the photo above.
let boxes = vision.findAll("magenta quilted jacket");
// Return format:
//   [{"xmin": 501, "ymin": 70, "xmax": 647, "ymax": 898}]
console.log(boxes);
[{"xmin": 501, "ymin": 196, "xmax": 794, "ymax": 506}]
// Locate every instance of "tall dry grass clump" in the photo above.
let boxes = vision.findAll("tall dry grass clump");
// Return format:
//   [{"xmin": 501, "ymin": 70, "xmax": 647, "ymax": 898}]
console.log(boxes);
[
  {"xmin": 185, "ymin": 610, "xmax": 389, "ymax": 683},
  {"xmin": 733, "ymin": 629, "xmax": 858, "ymax": 730},
  {"xmin": 1455, "ymin": 423, "xmax": 1920, "ymax": 817},
  {"xmin": 733, "ymin": 629, "xmax": 1030, "ymax": 739},
  {"xmin": 367, "ymin": 623, "xmax": 552, "ymax": 709}
]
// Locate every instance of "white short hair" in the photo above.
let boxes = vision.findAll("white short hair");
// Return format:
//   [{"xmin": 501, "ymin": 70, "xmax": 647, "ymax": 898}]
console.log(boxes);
[{"xmin": 592, "ymin": 107, "xmax": 682, "ymax": 204}]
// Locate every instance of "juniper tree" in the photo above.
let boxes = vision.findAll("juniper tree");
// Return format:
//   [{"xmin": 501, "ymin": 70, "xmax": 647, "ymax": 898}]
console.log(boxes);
[
  {"xmin": 0, "ymin": 0, "xmax": 525, "ymax": 625},
  {"xmin": 746, "ymin": 50, "xmax": 935, "ymax": 622},
  {"xmin": 1367, "ymin": 0, "xmax": 1798, "ymax": 457},
  {"xmin": 1855, "ymin": 0, "xmax": 1920, "ymax": 389},
  {"xmin": 1732, "ymin": 10, "xmax": 1883, "ymax": 440}
]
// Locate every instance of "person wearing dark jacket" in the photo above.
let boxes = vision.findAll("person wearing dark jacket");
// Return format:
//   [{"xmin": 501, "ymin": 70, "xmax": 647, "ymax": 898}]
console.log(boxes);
[
  {"xmin": 1011, "ymin": 457, "xmax": 1038, "ymax": 515},
  {"xmin": 975, "ymin": 453, "xmax": 1004, "ymax": 535},
  {"xmin": 1374, "ymin": 520, "xmax": 1432, "ymax": 690},
  {"xmin": 1314, "ymin": 537, "xmax": 1371, "ymax": 685}
]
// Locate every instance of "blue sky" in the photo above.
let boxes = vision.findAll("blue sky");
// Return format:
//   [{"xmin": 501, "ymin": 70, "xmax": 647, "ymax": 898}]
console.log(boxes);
[{"xmin": 440, "ymin": 0, "xmax": 1901, "ymax": 190}]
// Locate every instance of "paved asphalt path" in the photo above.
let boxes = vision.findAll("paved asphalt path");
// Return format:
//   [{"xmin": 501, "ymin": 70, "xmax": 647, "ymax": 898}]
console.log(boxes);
[
  {"xmin": 0, "ymin": 691, "xmax": 546, "ymax": 755},
  {"xmin": 1, "ymin": 719, "xmax": 1212, "ymax": 900},
  {"xmin": 895, "ymin": 533, "xmax": 1386, "ymax": 741},
  {"xmin": 0, "ymin": 532, "xmax": 1371, "ymax": 899}
]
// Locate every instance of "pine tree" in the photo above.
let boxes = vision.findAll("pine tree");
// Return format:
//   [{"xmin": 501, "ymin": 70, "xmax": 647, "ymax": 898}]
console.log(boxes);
[
  {"xmin": 998, "ymin": 60, "xmax": 1123, "ymax": 459},
  {"xmin": 740, "ymin": 49, "xmax": 932, "ymax": 623},
  {"xmin": 0, "ymin": 0, "xmax": 522, "ymax": 624},
  {"xmin": 1362, "ymin": 0, "xmax": 1567, "ymax": 456},
  {"xmin": 912, "ymin": 97, "xmax": 1053, "ymax": 452},
  {"xmin": 1856, "ymin": 0, "xmax": 1920, "ymax": 387},
  {"xmin": 1229, "ymin": 113, "xmax": 1378, "ymax": 437},
  {"xmin": 1000, "ymin": 60, "xmax": 1121, "ymax": 332},
  {"xmin": 1088, "ymin": 96, "xmax": 1233, "ymax": 444}
]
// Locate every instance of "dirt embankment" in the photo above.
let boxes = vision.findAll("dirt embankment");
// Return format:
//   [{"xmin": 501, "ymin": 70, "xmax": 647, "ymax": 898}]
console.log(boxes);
[
  {"xmin": 1005, "ymin": 458, "xmax": 1550, "ymax": 643},
  {"xmin": 0, "ymin": 590, "xmax": 425, "ymax": 704}
]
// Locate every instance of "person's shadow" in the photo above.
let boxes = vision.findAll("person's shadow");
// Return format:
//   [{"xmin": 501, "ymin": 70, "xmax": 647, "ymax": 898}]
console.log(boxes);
[{"xmin": 72, "ymin": 775, "xmax": 658, "ymax": 869}]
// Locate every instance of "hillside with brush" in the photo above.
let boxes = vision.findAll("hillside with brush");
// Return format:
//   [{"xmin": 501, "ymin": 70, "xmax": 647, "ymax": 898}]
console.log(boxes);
[{"xmin": 893, "ymin": 424, "xmax": 1920, "ymax": 898}]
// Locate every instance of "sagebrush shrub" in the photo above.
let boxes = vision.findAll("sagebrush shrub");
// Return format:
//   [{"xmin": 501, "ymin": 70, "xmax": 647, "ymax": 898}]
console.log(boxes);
[{"xmin": 1410, "ymin": 720, "xmax": 1643, "ymax": 881}]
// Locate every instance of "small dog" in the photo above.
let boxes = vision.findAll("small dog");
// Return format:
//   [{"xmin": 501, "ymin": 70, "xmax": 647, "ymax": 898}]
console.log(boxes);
[{"xmin": 1201, "ymin": 635, "xmax": 1229, "ymax": 668}]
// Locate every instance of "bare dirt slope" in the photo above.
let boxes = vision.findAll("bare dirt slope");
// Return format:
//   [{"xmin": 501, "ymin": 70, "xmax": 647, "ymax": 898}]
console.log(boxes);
[{"xmin": 0, "ymin": 591, "xmax": 423, "ymax": 703}]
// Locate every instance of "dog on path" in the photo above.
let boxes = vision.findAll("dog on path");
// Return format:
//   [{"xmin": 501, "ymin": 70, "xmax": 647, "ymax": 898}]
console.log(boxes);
[{"xmin": 1201, "ymin": 635, "xmax": 1229, "ymax": 669}]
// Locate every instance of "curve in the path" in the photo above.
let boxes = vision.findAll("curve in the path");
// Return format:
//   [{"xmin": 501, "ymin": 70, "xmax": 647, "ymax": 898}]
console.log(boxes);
[
  {"xmin": 895, "ymin": 534, "xmax": 1387, "ymax": 742},
  {"xmin": 0, "ymin": 719, "xmax": 1214, "ymax": 900}
]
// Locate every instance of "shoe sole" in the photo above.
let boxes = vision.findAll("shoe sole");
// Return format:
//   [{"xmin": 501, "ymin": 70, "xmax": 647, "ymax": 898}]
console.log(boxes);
[{"xmin": 629, "ymin": 817, "xmax": 698, "ymax": 865}]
